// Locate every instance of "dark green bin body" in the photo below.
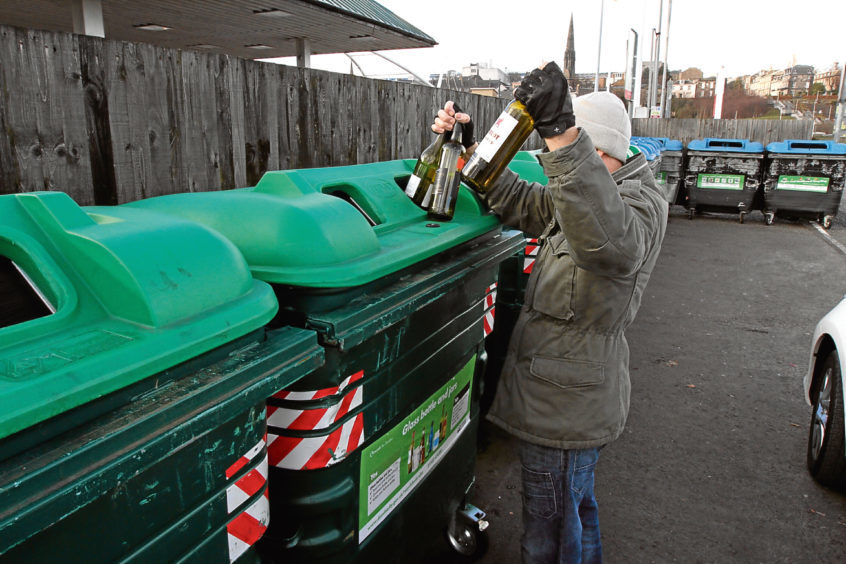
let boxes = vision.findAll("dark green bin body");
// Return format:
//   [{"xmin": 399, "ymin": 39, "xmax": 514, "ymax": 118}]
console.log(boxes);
[
  {"xmin": 0, "ymin": 327, "xmax": 324, "ymax": 564},
  {"xmin": 260, "ymin": 230, "xmax": 523, "ymax": 562}
]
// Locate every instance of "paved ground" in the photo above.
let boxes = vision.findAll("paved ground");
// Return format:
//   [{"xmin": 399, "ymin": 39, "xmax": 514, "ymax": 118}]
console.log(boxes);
[{"xmin": 462, "ymin": 206, "xmax": 846, "ymax": 563}]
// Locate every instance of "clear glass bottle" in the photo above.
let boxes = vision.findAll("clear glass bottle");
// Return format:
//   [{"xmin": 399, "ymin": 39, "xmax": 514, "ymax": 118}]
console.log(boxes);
[
  {"xmin": 405, "ymin": 132, "xmax": 448, "ymax": 207},
  {"xmin": 461, "ymin": 100, "xmax": 535, "ymax": 193},
  {"xmin": 427, "ymin": 122, "xmax": 465, "ymax": 220}
]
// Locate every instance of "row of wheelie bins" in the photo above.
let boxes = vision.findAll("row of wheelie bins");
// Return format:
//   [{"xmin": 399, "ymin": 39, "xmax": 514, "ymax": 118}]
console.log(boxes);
[
  {"xmin": 638, "ymin": 136, "xmax": 846, "ymax": 227},
  {"xmin": 0, "ymin": 160, "xmax": 525, "ymax": 562}
]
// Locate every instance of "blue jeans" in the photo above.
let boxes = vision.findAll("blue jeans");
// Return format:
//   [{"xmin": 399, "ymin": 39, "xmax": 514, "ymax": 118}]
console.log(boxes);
[{"xmin": 519, "ymin": 441, "xmax": 603, "ymax": 564}]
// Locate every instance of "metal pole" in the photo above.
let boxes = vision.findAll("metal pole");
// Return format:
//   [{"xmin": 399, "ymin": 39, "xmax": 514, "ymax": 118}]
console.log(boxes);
[
  {"xmin": 345, "ymin": 53, "xmax": 365, "ymax": 77},
  {"xmin": 833, "ymin": 61, "xmax": 846, "ymax": 143},
  {"xmin": 660, "ymin": 0, "xmax": 672, "ymax": 117},
  {"xmin": 646, "ymin": 27, "xmax": 655, "ymax": 112},
  {"xmin": 595, "ymin": 0, "xmax": 604, "ymax": 92},
  {"xmin": 650, "ymin": 0, "xmax": 664, "ymax": 114},
  {"xmin": 370, "ymin": 51, "xmax": 434, "ymax": 88}
]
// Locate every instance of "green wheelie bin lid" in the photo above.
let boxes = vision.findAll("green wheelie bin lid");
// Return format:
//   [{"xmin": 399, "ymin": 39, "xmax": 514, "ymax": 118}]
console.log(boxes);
[
  {"xmin": 124, "ymin": 159, "xmax": 501, "ymax": 288},
  {"xmin": 0, "ymin": 192, "xmax": 278, "ymax": 440},
  {"xmin": 507, "ymin": 152, "xmax": 548, "ymax": 185}
]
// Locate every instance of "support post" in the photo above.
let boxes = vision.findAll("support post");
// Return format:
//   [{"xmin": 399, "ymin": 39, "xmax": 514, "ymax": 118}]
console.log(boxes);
[{"xmin": 71, "ymin": 0, "xmax": 104, "ymax": 38}]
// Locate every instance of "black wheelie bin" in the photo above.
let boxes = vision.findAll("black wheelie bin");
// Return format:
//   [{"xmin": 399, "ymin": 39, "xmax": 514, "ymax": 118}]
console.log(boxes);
[
  {"xmin": 684, "ymin": 138, "xmax": 765, "ymax": 223},
  {"xmin": 762, "ymin": 139, "xmax": 846, "ymax": 228},
  {"xmin": 125, "ymin": 158, "xmax": 525, "ymax": 562},
  {"xmin": 0, "ymin": 192, "xmax": 324, "ymax": 562}
]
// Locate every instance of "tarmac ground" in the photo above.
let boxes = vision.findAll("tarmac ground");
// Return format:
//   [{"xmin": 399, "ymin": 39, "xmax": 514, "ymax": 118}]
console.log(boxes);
[{"xmin": 455, "ymin": 205, "xmax": 846, "ymax": 563}]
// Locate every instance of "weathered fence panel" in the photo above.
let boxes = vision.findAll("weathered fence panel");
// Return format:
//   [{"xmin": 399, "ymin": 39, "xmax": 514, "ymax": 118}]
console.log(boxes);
[
  {"xmin": 632, "ymin": 118, "xmax": 812, "ymax": 146},
  {"xmin": 0, "ymin": 24, "xmax": 533, "ymax": 204}
]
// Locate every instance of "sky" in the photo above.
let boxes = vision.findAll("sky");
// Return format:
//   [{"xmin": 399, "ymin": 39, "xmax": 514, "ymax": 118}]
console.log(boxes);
[{"xmin": 264, "ymin": 0, "xmax": 843, "ymax": 81}]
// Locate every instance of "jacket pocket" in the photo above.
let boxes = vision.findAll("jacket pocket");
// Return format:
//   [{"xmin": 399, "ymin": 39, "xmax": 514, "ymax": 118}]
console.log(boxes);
[
  {"xmin": 529, "ymin": 232, "xmax": 576, "ymax": 320},
  {"xmin": 530, "ymin": 355, "xmax": 605, "ymax": 389}
]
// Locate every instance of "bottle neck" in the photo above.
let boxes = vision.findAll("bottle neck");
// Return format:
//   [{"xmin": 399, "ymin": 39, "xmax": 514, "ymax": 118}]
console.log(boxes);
[{"xmin": 450, "ymin": 122, "xmax": 463, "ymax": 146}]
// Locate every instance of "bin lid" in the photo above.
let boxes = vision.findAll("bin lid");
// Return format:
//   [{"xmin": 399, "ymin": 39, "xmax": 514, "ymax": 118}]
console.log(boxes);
[
  {"xmin": 766, "ymin": 139, "xmax": 846, "ymax": 155},
  {"xmin": 688, "ymin": 138, "xmax": 764, "ymax": 153},
  {"xmin": 126, "ymin": 159, "xmax": 500, "ymax": 288},
  {"xmin": 661, "ymin": 139, "xmax": 683, "ymax": 151},
  {"xmin": 511, "ymin": 150, "xmax": 543, "ymax": 162},
  {"xmin": 508, "ymin": 157, "xmax": 549, "ymax": 185},
  {"xmin": 0, "ymin": 192, "xmax": 278, "ymax": 440}
]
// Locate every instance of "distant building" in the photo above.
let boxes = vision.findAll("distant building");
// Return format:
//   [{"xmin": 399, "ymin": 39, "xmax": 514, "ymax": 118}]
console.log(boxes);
[
  {"xmin": 679, "ymin": 68, "xmax": 704, "ymax": 80},
  {"xmin": 746, "ymin": 65, "xmax": 815, "ymax": 97},
  {"xmin": 771, "ymin": 65, "xmax": 814, "ymax": 97},
  {"xmin": 672, "ymin": 80, "xmax": 697, "ymax": 98},
  {"xmin": 430, "ymin": 64, "xmax": 511, "ymax": 96},
  {"xmin": 815, "ymin": 64, "xmax": 842, "ymax": 94},
  {"xmin": 563, "ymin": 14, "xmax": 575, "ymax": 79},
  {"xmin": 696, "ymin": 78, "xmax": 716, "ymax": 98}
]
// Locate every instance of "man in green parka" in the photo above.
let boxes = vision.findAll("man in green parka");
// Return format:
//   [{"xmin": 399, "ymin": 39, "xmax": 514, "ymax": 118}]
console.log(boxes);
[{"xmin": 433, "ymin": 62, "xmax": 667, "ymax": 563}]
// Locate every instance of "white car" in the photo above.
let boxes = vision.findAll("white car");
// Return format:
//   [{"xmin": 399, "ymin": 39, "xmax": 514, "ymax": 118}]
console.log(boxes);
[{"xmin": 805, "ymin": 296, "xmax": 846, "ymax": 489}]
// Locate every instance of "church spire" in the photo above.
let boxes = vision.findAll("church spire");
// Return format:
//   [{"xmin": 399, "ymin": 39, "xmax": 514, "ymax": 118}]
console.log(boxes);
[{"xmin": 563, "ymin": 14, "xmax": 576, "ymax": 80}]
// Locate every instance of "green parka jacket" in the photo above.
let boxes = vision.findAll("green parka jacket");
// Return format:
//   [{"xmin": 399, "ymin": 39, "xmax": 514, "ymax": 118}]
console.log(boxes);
[{"xmin": 485, "ymin": 129, "xmax": 668, "ymax": 449}]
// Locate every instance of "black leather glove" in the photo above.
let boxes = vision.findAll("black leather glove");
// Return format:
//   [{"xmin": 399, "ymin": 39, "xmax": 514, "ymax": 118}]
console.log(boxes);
[
  {"xmin": 451, "ymin": 103, "xmax": 475, "ymax": 149},
  {"xmin": 514, "ymin": 62, "xmax": 575, "ymax": 138}
]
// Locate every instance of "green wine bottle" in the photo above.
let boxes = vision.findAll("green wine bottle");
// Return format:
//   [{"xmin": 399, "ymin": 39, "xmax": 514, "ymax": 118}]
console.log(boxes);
[
  {"xmin": 461, "ymin": 99, "xmax": 534, "ymax": 193},
  {"xmin": 428, "ymin": 122, "xmax": 465, "ymax": 221},
  {"xmin": 406, "ymin": 132, "xmax": 448, "ymax": 207}
]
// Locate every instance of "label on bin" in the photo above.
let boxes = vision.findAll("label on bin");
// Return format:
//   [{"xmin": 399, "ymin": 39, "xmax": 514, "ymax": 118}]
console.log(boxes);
[
  {"xmin": 696, "ymin": 173, "xmax": 745, "ymax": 190},
  {"xmin": 775, "ymin": 175, "xmax": 829, "ymax": 192},
  {"xmin": 358, "ymin": 356, "xmax": 475, "ymax": 543},
  {"xmin": 656, "ymin": 172, "xmax": 667, "ymax": 185}
]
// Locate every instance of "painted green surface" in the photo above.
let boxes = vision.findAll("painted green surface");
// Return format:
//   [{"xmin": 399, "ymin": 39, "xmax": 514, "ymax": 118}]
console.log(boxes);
[
  {"xmin": 696, "ymin": 173, "xmax": 746, "ymax": 190},
  {"xmin": 775, "ymin": 175, "xmax": 830, "ymax": 192},
  {"xmin": 358, "ymin": 356, "xmax": 474, "ymax": 543},
  {"xmin": 507, "ymin": 151, "xmax": 549, "ymax": 185},
  {"xmin": 126, "ymin": 160, "xmax": 500, "ymax": 287},
  {"xmin": 0, "ymin": 192, "xmax": 277, "ymax": 439}
]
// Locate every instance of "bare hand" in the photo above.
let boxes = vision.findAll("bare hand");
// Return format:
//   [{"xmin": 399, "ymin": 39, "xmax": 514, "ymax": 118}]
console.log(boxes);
[{"xmin": 432, "ymin": 100, "xmax": 472, "ymax": 134}]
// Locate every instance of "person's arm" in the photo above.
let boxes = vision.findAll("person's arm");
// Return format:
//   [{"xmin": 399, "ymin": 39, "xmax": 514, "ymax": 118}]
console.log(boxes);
[
  {"xmin": 539, "ymin": 130, "xmax": 666, "ymax": 277},
  {"xmin": 516, "ymin": 63, "xmax": 665, "ymax": 277}
]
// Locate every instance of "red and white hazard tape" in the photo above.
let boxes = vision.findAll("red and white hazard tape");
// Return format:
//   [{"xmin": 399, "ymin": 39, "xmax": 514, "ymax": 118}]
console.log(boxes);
[
  {"xmin": 524, "ymin": 238, "xmax": 539, "ymax": 274},
  {"xmin": 483, "ymin": 282, "xmax": 497, "ymax": 338},
  {"xmin": 267, "ymin": 370, "xmax": 365, "ymax": 470},
  {"xmin": 225, "ymin": 438, "xmax": 269, "ymax": 563}
]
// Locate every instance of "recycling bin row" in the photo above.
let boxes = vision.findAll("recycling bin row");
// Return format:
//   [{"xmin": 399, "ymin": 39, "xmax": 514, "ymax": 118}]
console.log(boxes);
[
  {"xmin": 635, "ymin": 136, "xmax": 846, "ymax": 227},
  {"xmin": 0, "ymin": 159, "xmax": 524, "ymax": 562}
]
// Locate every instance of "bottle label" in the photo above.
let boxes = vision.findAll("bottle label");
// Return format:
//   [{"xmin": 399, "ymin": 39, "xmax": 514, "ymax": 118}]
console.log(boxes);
[
  {"xmin": 475, "ymin": 111, "xmax": 519, "ymax": 162},
  {"xmin": 405, "ymin": 174, "xmax": 422, "ymax": 197}
]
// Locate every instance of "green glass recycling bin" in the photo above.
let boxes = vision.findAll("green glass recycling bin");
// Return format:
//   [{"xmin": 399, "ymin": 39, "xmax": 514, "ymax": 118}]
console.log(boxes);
[
  {"xmin": 0, "ymin": 193, "xmax": 324, "ymax": 563},
  {"xmin": 127, "ymin": 159, "xmax": 525, "ymax": 562}
]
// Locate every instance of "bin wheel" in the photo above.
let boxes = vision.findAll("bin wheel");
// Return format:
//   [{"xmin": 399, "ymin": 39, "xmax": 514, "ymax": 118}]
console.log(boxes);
[
  {"xmin": 446, "ymin": 521, "xmax": 489, "ymax": 558},
  {"xmin": 764, "ymin": 212, "xmax": 774, "ymax": 226},
  {"xmin": 687, "ymin": 208, "xmax": 695, "ymax": 220},
  {"xmin": 823, "ymin": 216, "xmax": 833, "ymax": 230},
  {"xmin": 739, "ymin": 211, "xmax": 747, "ymax": 224}
]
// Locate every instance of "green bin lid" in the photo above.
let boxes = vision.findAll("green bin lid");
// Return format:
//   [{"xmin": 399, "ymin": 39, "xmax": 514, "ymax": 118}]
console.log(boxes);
[
  {"xmin": 126, "ymin": 159, "xmax": 501, "ymax": 288},
  {"xmin": 0, "ymin": 192, "xmax": 278, "ymax": 439}
]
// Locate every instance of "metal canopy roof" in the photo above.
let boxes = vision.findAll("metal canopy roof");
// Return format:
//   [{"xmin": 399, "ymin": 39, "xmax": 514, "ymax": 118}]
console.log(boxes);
[{"xmin": 0, "ymin": 0, "xmax": 436, "ymax": 59}]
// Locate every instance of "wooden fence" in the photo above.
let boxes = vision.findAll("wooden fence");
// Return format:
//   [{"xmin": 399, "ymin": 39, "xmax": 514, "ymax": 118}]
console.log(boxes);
[
  {"xmin": 0, "ymin": 25, "xmax": 536, "ymax": 205},
  {"xmin": 632, "ymin": 118, "xmax": 812, "ymax": 146},
  {"xmin": 1, "ymin": 26, "xmax": 820, "ymax": 206}
]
